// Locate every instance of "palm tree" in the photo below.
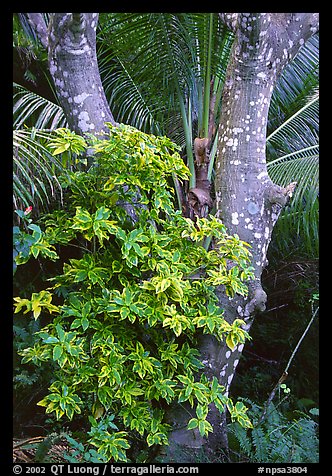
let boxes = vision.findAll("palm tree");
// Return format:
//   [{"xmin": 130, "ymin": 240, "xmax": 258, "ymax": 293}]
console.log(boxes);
[
  {"xmin": 13, "ymin": 13, "xmax": 319, "ymax": 257},
  {"xmin": 97, "ymin": 13, "xmax": 319, "ymax": 257}
]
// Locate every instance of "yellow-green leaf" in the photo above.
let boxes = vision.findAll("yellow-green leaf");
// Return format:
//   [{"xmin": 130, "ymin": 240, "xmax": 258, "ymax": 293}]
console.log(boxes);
[{"xmin": 226, "ymin": 333, "xmax": 236, "ymax": 351}]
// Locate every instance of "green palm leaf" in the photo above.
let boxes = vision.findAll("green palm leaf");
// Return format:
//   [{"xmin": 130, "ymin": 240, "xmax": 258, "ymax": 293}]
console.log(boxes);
[
  {"xmin": 14, "ymin": 82, "xmax": 67, "ymax": 130},
  {"xmin": 98, "ymin": 14, "xmax": 192, "ymax": 135},
  {"xmin": 267, "ymin": 33, "xmax": 319, "ymax": 257},
  {"xmin": 268, "ymin": 34, "xmax": 319, "ymax": 132},
  {"xmin": 13, "ymin": 129, "xmax": 69, "ymax": 213}
]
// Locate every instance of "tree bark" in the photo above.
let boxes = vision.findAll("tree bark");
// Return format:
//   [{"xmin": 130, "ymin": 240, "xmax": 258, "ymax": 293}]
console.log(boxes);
[
  {"xmin": 200, "ymin": 12, "xmax": 318, "ymax": 452},
  {"xmin": 26, "ymin": 13, "xmax": 116, "ymax": 135},
  {"xmin": 163, "ymin": 13, "xmax": 319, "ymax": 460}
]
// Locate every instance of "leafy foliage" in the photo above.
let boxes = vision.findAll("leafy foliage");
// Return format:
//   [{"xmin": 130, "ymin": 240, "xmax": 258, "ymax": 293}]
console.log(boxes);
[
  {"xmin": 14, "ymin": 124, "xmax": 254, "ymax": 461},
  {"xmin": 267, "ymin": 34, "xmax": 319, "ymax": 257},
  {"xmin": 13, "ymin": 207, "xmax": 59, "ymax": 275},
  {"xmin": 228, "ymin": 399, "xmax": 319, "ymax": 463}
]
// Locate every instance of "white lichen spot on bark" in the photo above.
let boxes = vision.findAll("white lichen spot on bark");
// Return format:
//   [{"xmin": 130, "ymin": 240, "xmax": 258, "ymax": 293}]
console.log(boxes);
[
  {"xmin": 231, "ymin": 212, "xmax": 239, "ymax": 225},
  {"xmin": 257, "ymin": 171, "xmax": 268, "ymax": 180},
  {"xmin": 49, "ymin": 63, "xmax": 57, "ymax": 75},
  {"xmin": 257, "ymin": 72, "xmax": 266, "ymax": 79},
  {"xmin": 237, "ymin": 306, "xmax": 244, "ymax": 317},
  {"xmin": 233, "ymin": 127, "xmax": 244, "ymax": 134},
  {"xmin": 78, "ymin": 111, "xmax": 94, "ymax": 132},
  {"xmin": 73, "ymin": 92, "xmax": 91, "ymax": 104}
]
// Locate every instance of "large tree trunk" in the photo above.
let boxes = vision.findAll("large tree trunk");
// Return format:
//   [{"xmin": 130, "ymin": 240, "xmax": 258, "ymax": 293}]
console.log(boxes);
[
  {"xmin": 26, "ymin": 13, "xmax": 116, "ymax": 135},
  {"xmin": 163, "ymin": 12, "xmax": 319, "ymax": 461}
]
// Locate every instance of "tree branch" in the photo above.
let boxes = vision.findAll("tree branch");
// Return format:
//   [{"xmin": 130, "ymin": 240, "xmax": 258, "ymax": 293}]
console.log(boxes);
[
  {"xmin": 269, "ymin": 13, "xmax": 319, "ymax": 74},
  {"xmin": 26, "ymin": 13, "xmax": 48, "ymax": 49},
  {"xmin": 284, "ymin": 13, "xmax": 319, "ymax": 43},
  {"xmin": 257, "ymin": 304, "xmax": 319, "ymax": 425}
]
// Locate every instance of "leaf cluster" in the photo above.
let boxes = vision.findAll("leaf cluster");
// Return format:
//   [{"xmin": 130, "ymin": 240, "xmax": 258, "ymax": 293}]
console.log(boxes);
[
  {"xmin": 14, "ymin": 124, "xmax": 254, "ymax": 461},
  {"xmin": 13, "ymin": 209, "xmax": 59, "ymax": 274}
]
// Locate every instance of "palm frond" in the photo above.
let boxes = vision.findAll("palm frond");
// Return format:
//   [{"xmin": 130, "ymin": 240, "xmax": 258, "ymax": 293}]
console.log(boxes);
[
  {"xmin": 268, "ymin": 34, "xmax": 319, "ymax": 132},
  {"xmin": 267, "ymin": 89, "xmax": 318, "ymax": 160},
  {"xmin": 14, "ymin": 82, "xmax": 67, "ymax": 130},
  {"xmin": 13, "ymin": 129, "xmax": 70, "ymax": 214},
  {"xmin": 98, "ymin": 14, "xmax": 190, "ymax": 134},
  {"xmin": 97, "ymin": 13, "xmax": 232, "ymax": 141},
  {"xmin": 266, "ymin": 32, "xmax": 319, "ymax": 258}
]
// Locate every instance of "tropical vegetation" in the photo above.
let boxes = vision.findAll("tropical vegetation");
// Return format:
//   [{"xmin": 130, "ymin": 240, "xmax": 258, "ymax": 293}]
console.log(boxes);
[{"xmin": 13, "ymin": 13, "xmax": 319, "ymax": 464}]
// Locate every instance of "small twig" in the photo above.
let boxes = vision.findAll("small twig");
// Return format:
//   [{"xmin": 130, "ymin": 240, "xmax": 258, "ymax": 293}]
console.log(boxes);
[
  {"xmin": 13, "ymin": 436, "xmax": 44, "ymax": 449},
  {"xmin": 257, "ymin": 304, "xmax": 319, "ymax": 425},
  {"xmin": 245, "ymin": 349, "xmax": 278, "ymax": 365},
  {"xmin": 284, "ymin": 305, "xmax": 319, "ymax": 376},
  {"xmin": 264, "ymin": 303, "xmax": 288, "ymax": 313}
]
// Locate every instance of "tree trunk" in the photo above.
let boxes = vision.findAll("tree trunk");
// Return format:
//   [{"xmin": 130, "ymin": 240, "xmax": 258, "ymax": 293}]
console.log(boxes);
[
  {"xmin": 27, "ymin": 13, "xmax": 116, "ymax": 135},
  {"xmin": 213, "ymin": 11, "xmax": 318, "ymax": 435},
  {"xmin": 163, "ymin": 12, "xmax": 318, "ymax": 460}
]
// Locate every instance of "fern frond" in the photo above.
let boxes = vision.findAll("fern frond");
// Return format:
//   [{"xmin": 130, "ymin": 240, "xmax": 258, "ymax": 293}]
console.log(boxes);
[
  {"xmin": 252, "ymin": 426, "xmax": 271, "ymax": 462},
  {"xmin": 229, "ymin": 422, "xmax": 253, "ymax": 458}
]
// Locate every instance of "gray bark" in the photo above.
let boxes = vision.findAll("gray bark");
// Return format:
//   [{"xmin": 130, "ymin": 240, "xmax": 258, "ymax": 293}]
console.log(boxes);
[
  {"xmin": 203, "ymin": 12, "xmax": 318, "ymax": 450},
  {"xmin": 214, "ymin": 10, "xmax": 318, "ymax": 388},
  {"xmin": 164, "ymin": 13, "xmax": 319, "ymax": 460},
  {"xmin": 26, "ymin": 13, "xmax": 116, "ymax": 135}
]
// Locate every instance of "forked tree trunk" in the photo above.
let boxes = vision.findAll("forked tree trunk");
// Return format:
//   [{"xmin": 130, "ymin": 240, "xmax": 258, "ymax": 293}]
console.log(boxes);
[{"xmin": 26, "ymin": 12, "xmax": 319, "ymax": 462}]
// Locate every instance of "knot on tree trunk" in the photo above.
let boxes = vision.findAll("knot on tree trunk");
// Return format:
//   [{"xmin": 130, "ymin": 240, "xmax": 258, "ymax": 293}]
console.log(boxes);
[
  {"xmin": 243, "ymin": 283, "xmax": 267, "ymax": 318},
  {"xmin": 266, "ymin": 182, "xmax": 297, "ymax": 208}
]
